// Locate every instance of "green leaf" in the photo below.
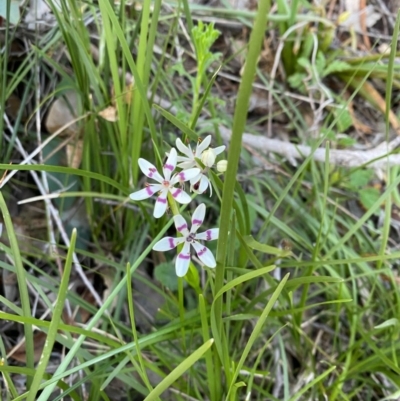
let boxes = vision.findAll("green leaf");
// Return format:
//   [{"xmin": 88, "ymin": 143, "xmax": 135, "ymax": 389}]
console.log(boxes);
[
  {"xmin": 143, "ymin": 339, "xmax": 214, "ymax": 401},
  {"xmin": 243, "ymin": 235, "xmax": 291, "ymax": 256},
  {"xmin": 152, "ymin": 104, "xmax": 198, "ymax": 141},
  {"xmin": 192, "ymin": 21, "xmax": 221, "ymax": 69},
  {"xmin": 337, "ymin": 135, "xmax": 357, "ymax": 148},
  {"xmin": 323, "ymin": 60, "xmax": 352, "ymax": 77},
  {"xmin": 375, "ymin": 318, "xmax": 400, "ymax": 330},
  {"xmin": 185, "ymin": 263, "xmax": 200, "ymax": 292},
  {"xmin": 315, "ymin": 51, "xmax": 326, "ymax": 75},
  {"xmin": 27, "ymin": 230, "xmax": 77, "ymax": 401},
  {"xmin": 154, "ymin": 262, "xmax": 182, "ymax": 291},
  {"xmin": 285, "ymin": 276, "xmax": 343, "ymax": 290},
  {"xmin": 381, "ymin": 389, "xmax": 400, "ymax": 401},
  {"xmin": 297, "ymin": 57, "xmax": 311, "ymax": 70},
  {"xmin": 333, "ymin": 104, "xmax": 352, "ymax": 132},
  {"xmin": 226, "ymin": 274, "xmax": 289, "ymax": 399},
  {"xmin": 288, "ymin": 72, "xmax": 306, "ymax": 89},
  {"xmin": 0, "ymin": 163, "xmax": 127, "ymax": 194},
  {"xmin": 0, "ymin": 192, "xmax": 34, "ymax": 384},
  {"xmin": 349, "ymin": 169, "xmax": 374, "ymax": 188},
  {"xmin": 359, "ymin": 187, "xmax": 381, "ymax": 210}
]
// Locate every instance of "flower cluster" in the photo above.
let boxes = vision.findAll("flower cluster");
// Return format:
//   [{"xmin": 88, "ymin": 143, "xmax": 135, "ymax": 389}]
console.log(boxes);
[{"xmin": 130, "ymin": 136, "xmax": 226, "ymax": 277}]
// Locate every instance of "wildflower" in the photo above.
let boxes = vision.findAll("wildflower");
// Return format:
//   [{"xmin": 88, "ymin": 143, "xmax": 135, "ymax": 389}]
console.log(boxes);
[
  {"xmin": 152, "ymin": 203, "xmax": 219, "ymax": 277},
  {"xmin": 129, "ymin": 148, "xmax": 200, "ymax": 218},
  {"xmin": 176, "ymin": 135, "xmax": 225, "ymax": 195}
]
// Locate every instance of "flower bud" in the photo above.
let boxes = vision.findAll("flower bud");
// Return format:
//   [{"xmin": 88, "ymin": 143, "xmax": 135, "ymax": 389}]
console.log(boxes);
[
  {"xmin": 201, "ymin": 148, "xmax": 217, "ymax": 167},
  {"xmin": 217, "ymin": 160, "xmax": 227, "ymax": 172}
]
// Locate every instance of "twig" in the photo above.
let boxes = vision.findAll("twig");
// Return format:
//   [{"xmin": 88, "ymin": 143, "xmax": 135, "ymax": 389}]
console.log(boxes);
[
  {"xmin": 2, "ymin": 113, "xmax": 105, "ymax": 310},
  {"xmin": 219, "ymin": 125, "xmax": 400, "ymax": 169},
  {"xmin": 267, "ymin": 20, "xmax": 310, "ymax": 137},
  {"xmin": 0, "ymin": 113, "xmax": 89, "ymax": 189},
  {"xmin": 360, "ymin": 0, "xmax": 371, "ymax": 50}
]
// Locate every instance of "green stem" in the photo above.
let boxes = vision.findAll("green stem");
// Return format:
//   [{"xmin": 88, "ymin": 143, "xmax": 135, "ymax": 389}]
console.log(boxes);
[
  {"xmin": 214, "ymin": 0, "xmax": 271, "ymax": 342},
  {"xmin": 167, "ymin": 192, "xmax": 186, "ymax": 351},
  {"xmin": 190, "ymin": 61, "xmax": 204, "ymax": 126},
  {"xmin": 0, "ymin": 191, "xmax": 34, "ymax": 386}
]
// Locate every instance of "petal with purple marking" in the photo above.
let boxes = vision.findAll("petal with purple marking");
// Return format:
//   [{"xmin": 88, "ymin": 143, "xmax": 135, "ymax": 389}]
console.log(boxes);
[
  {"xmin": 138, "ymin": 159, "xmax": 164, "ymax": 183},
  {"xmin": 197, "ymin": 175, "xmax": 211, "ymax": 195},
  {"xmin": 173, "ymin": 214, "xmax": 190, "ymax": 237},
  {"xmin": 176, "ymin": 242, "xmax": 191, "ymax": 277},
  {"xmin": 171, "ymin": 168, "xmax": 201, "ymax": 185},
  {"xmin": 170, "ymin": 187, "xmax": 192, "ymax": 204},
  {"xmin": 162, "ymin": 148, "xmax": 177, "ymax": 180},
  {"xmin": 192, "ymin": 241, "xmax": 216, "ymax": 268},
  {"xmin": 195, "ymin": 228, "xmax": 219, "ymax": 241},
  {"xmin": 153, "ymin": 236, "xmax": 185, "ymax": 251},
  {"xmin": 191, "ymin": 203, "xmax": 205, "ymax": 233},
  {"xmin": 129, "ymin": 184, "xmax": 162, "ymax": 201},
  {"xmin": 153, "ymin": 190, "xmax": 168, "ymax": 218}
]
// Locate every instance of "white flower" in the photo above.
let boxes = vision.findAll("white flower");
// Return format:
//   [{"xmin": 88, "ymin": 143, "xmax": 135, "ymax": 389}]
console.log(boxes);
[
  {"xmin": 175, "ymin": 135, "xmax": 225, "ymax": 195},
  {"xmin": 129, "ymin": 148, "xmax": 200, "ymax": 218},
  {"xmin": 152, "ymin": 203, "xmax": 219, "ymax": 277}
]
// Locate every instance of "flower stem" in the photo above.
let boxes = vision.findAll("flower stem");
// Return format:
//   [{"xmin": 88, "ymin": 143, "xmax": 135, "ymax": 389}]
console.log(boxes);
[
  {"xmin": 167, "ymin": 191, "xmax": 186, "ymax": 350},
  {"xmin": 167, "ymin": 192, "xmax": 180, "ymax": 216},
  {"xmin": 214, "ymin": 0, "xmax": 272, "ymax": 345}
]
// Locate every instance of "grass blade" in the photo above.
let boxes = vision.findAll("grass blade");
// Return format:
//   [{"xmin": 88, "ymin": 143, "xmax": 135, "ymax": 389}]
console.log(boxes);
[
  {"xmin": 226, "ymin": 273, "xmax": 289, "ymax": 399},
  {"xmin": 0, "ymin": 191, "xmax": 34, "ymax": 386},
  {"xmin": 143, "ymin": 339, "xmax": 214, "ymax": 401},
  {"xmin": 27, "ymin": 229, "xmax": 77, "ymax": 401}
]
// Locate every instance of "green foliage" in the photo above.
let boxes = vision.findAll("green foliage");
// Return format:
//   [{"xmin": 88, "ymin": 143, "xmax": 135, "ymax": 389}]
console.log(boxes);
[
  {"xmin": 192, "ymin": 21, "xmax": 221, "ymax": 71},
  {"xmin": 288, "ymin": 52, "xmax": 352, "ymax": 90},
  {"xmin": 154, "ymin": 262, "xmax": 183, "ymax": 291},
  {"xmin": 1, "ymin": 1, "xmax": 400, "ymax": 400},
  {"xmin": 359, "ymin": 187, "xmax": 381, "ymax": 210},
  {"xmin": 171, "ymin": 21, "xmax": 222, "ymax": 127}
]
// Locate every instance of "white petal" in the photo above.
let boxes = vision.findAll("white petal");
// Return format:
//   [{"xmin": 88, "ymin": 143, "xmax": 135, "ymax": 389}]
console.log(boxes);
[
  {"xmin": 199, "ymin": 175, "xmax": 211, "ymax": 194},
  {"xmin": 196, "ymin": 135, "xmax": 211, "ymax": 156},
  {"xmin": 191, "ymin": 175, "xmax": 210, "ymax": 195},
  {"xmin": 176, "ymin": 138, "xmax": 193, "ymax": 158},
  {"xmin": 163, "ymin": 148, "xmax": 177, "ymax": 180},
  {"xmin": 173, "ymin": 215, "xmax": 190, "ymax": 237},
  {"xmin": 192, "ymin": 241, "xmax": 216, "ymax": 268},
  {"xmin": 172, "ymin": 168, "xmax": 201, "ymax": 184},
  {"xmin": 169, "ymin": 187, "xmax": 192, "ymax": 204},
  {"xmin": 176, "ymin": 242, "xmax": 191, "ymax": 277},
  {"xmin": 177, "ymin": 160, "xmax": 197, "ymax": 169},
  {"xmin": 129, "ymin": 184, "xmax": 162, "ymax": 201},
  {"xmin": 138, "ymin": 159, "xmax": 164, "ymax": 183},
  {"xmin": 195, "ymin": 228, "xmax": 219, "ymax": 241},
  {"xmin": 213, "ymin": 145, "xmax": 226, "ymax": 156},
  {"xmin": 153, "ymin": 190, "xmax": 168, "ymax": 218},
  {"xmin": 153, "ymin": 236, "xmax": 184, "ymax": 251},
  {"xmin": 191, "ymin": 203, "xmax": 205, "ymax": 233},
  {"xmin": 189, "ymin": 172, "xmax": 202, "ymax": 185},
  {"xmin": 176, "ymin": 155, "xmax": 192, "ymax": 162}
]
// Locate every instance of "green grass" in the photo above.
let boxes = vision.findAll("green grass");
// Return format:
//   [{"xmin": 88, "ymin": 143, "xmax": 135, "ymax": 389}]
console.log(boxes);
[{"xmin": 1, "ymin": 0, "xmax": 400, "ymax": 400}]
